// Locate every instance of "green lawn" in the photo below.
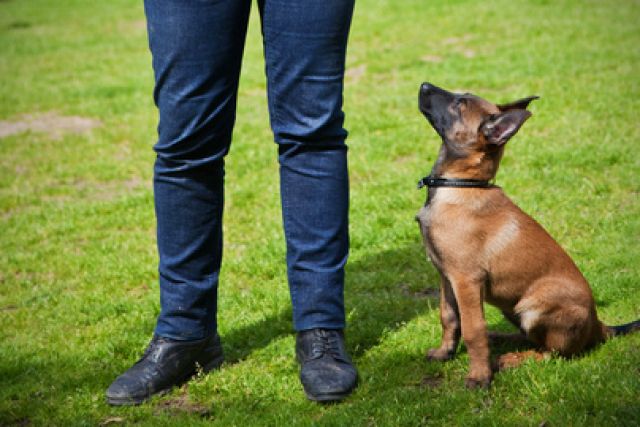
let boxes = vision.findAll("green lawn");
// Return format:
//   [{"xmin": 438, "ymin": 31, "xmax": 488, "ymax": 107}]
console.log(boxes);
[{"xmin": 1, "ymin": 0, "xmax": 639, "ymax": 425}]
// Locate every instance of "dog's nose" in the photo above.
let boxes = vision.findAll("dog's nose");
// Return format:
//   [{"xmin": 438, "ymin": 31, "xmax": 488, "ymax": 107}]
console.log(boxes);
[{"xmin": 420, "ymin": 82, "xmax": 434, "ymax": 95}]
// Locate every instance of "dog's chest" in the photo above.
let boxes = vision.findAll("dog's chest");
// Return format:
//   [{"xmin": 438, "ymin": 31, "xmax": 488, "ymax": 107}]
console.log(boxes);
[
  {"xmin": 416, "ymin": 202, "xmax": 443, "ymax": 268},
  {"xmin": 415, "ymin": 190, "xmax": 487, "ymax": 269}
]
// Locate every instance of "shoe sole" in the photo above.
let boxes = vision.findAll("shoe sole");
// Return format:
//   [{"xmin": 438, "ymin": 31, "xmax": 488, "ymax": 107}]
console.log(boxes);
[
  {"xmin": 304, "ymin": 390, "xmax": 352, "ymax": 403},
  {"xmin": 303, "ymin": 377, "xmax": 358, "ymax": 403},
  {"xmin": 106, "ymin": 353, "xmax": 224, "ymax": 406}
]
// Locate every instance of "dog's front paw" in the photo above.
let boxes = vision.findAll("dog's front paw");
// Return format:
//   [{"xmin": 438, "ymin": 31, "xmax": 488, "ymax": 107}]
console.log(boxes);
[
  {"xmin": 464, "ymin": 376, "xmax": 491, "ymax": 389},
  {"xmin": 464, "ymin": 372, "xmax": 492, "ymax": 389},
  {"xmin": 426, "ymin": 348, "xmax": 454, "ymax": 361}
]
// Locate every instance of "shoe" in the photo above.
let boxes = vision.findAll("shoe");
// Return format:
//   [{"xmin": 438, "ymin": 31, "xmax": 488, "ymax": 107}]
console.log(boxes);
[
  {"xmin": 106, "ymin": 334, "xmax": 224, "ymax": 405},
  {"xmin": 296, "ymin": 328, "xmax": 358, "ymax": 402}
]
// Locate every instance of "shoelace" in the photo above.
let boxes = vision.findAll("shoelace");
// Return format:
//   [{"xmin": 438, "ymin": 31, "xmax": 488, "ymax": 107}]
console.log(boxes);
[
  {"xmin": 311, "ymin": 330, "xmax": 342, "ymax": 359},
  {"xmin": 134, "ymin": 335, "xmax": 163, "ymax": 365}
]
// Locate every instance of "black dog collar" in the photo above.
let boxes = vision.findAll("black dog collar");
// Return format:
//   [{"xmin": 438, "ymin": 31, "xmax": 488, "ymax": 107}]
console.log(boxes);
[{"xmin": 417, "ymin": 175, "xmax": 494, "ymax": 190}]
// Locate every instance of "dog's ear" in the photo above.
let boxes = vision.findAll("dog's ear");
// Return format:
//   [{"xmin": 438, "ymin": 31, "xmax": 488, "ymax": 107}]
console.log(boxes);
[
  {"xmin": 497, "ymin": 96, "xmax": 539, "ymax": 111},
  {"xmin": 481, "ymin": 109, "xmax": 532, "ymax": 146}
]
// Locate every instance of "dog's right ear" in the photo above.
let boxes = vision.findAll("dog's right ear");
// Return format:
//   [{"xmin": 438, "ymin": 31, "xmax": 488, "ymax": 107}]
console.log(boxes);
[
  {"xmin": 497, "ymin": 96, "xmax": 539, "ymax": 112},
  {"xmin": 481, "ymin": 109, "xmax": 532, "ymax": 146}
]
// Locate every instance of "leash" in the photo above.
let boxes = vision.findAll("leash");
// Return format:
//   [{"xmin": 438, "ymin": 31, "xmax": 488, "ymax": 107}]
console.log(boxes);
[{"xmin": 417, "ymin": 175, "xmax": 494, "ymax": 190}]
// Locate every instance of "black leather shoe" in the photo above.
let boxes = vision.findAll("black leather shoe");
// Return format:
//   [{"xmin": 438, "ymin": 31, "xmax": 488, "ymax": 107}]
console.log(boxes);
[
  {"xmin": 106, "ymin": 334, "xmax": 224, "ymax": 406},
  {"xmin": 296, "ymin": 328, "xmax": 358, "ymax": 402}
]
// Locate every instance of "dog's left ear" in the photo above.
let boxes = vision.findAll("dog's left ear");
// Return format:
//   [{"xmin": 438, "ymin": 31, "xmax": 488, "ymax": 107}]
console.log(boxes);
[
  {"xmin": 497, "ymin": 96, "xmax": 539, "ymax": 111},
  {"xmin": 481, "ymin": 109, "xmax": 532, "ymax": 146}
]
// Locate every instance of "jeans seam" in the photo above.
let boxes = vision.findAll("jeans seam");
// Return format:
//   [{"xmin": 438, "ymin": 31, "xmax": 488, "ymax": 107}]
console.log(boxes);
[{"xmin": 280, "ymin": 168, "xmax": 299, "ymax": 326}]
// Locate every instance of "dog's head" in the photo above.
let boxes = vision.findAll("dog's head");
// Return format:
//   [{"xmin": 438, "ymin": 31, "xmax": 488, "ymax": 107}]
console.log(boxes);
[{"xmin": 419, "ymin": 82, "xmax": 537, "ymax": 177}]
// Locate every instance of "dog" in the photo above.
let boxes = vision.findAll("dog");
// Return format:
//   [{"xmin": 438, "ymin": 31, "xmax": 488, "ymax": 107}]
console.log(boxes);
[{"xmin": 415, "ymin": 82, "xmax": 639, "ymax": 388}]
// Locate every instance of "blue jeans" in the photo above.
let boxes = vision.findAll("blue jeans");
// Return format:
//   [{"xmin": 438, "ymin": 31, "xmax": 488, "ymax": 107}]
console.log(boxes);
[{"xmin": 144, "ymin": 0, "xmax": 355, "ymax": 340}]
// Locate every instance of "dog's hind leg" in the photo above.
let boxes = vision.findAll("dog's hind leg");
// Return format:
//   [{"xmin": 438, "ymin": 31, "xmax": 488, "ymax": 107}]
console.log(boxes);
[
  {"xmin": 426, "ymin": 278, "xmax": 461, "ymax": 361},
  {"xmin": 516, "ymin": 285, "xmax": 594, "ymax": 356}
]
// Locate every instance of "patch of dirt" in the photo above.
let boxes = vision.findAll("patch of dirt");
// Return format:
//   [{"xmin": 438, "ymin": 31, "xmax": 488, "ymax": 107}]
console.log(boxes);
[
  {"xmin": 113, "ymin": 140, "xmax": 133, "ymax": 161},
  {"xmin": 461, "ymin": 49, "xmax": 476, "ymax": 58},
  {"xmin": 42, "ymin": 176, "xmax": 150, "ymax": 203},
  {"xmin": 419, "ymin": 373, "xmax": 443, "ymax": 389},
  {"xmin": 127, "ymin": 283, "xmax": 152, "ymax": 298},
  {"xmin": 106, "ymin": 176, "xmax": 146, "ymax": 191},
  {"xmin": 441, "ymin": 34, "xmax": 474, "ymax": 46},
  {"xmin": 242, "ymin": 87, "xmax": 267, "ymax": 98},
  {"xmin": 346, "ymin": 64, "xmax": 366, "ymax": 84},
  {"xmin": 435, "ymin": 35, "xmax": 482, "ymax": 60},
  {"xmin": 78, "ymin": 176, "xmax": 149, "ymax": 201},
  {"xmin": 399, "ymin": 283, "xmax": 439, "ymax": 299},
  {"xmin": 155, "ymin": 392, "xmax": 213, "ymax": 418},
  {"xmin": 14, "ymin": 165, "xmax": 28, "ymax": 175},
  {"xmin": 132, "ymin": 19, "xmax": 147, "ymax": 31},
  {"xmin": 421, "ymin": 54, "xmax": 444, "ymax": 63},
  {"xmin": 2, "ymin": 176, "xmax": 150, "ymax": 221},
  {"xmin": 393, "ymin": 154, "xmax": 415, "ymax": 165},
  {"xmin": 0, "ymin": 112, "xmax": 101, "ymax": 140},
  {"xmin": 99, "ymin": 417, "xmax": 125, "ymax": 426}
]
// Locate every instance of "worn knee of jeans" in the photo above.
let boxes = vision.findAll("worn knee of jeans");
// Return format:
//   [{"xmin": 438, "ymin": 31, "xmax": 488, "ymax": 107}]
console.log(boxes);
[
  {"xmin": 270, "ymin": 75, "xmax": 348, "ymax": 149},
  {"xmin": 153, "ymin": 90, "xmax": 236, "ymax": 177},
  {"xmin": 145, "ymin": 0, "xmax": 248, "ymax": 174}
]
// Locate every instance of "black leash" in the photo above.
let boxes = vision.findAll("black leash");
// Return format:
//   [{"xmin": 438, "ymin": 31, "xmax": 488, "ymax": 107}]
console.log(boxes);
[{"xmin": 417, "ymin": 175, "xmax": 494, "ymax": 190}]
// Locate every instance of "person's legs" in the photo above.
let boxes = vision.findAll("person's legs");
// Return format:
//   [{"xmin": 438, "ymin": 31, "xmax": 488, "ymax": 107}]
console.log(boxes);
[
  {"xmin": 260, "ymin": 0, "xmax": 357, "ymax": 401},
  {"xmin": 260, "ymin": 0, "xmax": 354, "ymax": 333},
  {"xmin": 148, "ymin": 0, "xmax": 251, "ymax": 340},
  {"xmin": 107, "ymin": 0, "xmax": 251, "ymax": 405}
]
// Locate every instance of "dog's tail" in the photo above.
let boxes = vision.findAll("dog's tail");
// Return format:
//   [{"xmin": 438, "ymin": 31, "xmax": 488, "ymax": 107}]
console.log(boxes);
[{"xmin": 606, "ymin": 319, "xmax": 640, "ymax": 337}]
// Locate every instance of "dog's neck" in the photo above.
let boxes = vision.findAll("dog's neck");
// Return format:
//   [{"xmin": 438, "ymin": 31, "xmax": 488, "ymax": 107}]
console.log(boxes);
[
  {"xmin": 424, "ymin": 143, "xmax": 503, "ymax": 204},
  {"xmin": 430, "ymin": 143, "xmax": 503, "ymax": 181}
]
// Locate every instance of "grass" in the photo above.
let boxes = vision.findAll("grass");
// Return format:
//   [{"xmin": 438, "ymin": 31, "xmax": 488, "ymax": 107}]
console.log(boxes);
[{"xmin": 1, "ymin": 0, "xmax": 639, "ymax": 425}]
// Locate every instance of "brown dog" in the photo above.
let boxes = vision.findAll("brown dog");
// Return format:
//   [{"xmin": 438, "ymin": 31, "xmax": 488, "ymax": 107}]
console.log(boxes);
[{"xmin": 415, "ymin": 82, "xmax": 639, "ymax": 388}]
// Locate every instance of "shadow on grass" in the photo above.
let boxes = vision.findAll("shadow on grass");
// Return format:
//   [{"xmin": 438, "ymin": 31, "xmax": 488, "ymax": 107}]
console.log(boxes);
[
  {"xmin": 220, "ymin": 242, "xmax": 440, "ymax": 362},
  {"xmin": 0, "ymin": 242, "xmax": 439, "ymax": 424},
  {"xmin": 346, "ymin": 242, "xmax": 440, "ymax": 357}
]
